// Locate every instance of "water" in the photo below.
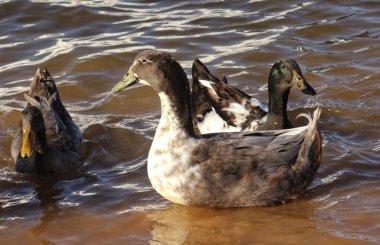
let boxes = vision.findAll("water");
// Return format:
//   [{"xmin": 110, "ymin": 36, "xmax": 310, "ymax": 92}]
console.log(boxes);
[{"xmin": 1, "ymin": 0, "xmax": 379, "ymax": 244}]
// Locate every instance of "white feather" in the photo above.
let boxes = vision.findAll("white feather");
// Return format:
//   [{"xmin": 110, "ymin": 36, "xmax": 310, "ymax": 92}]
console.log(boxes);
[
  {"xmin": 198, "ymin": 79, "xmax": 215, "ymax": 89},
  {"xmin": 197, "ymin": 108, "xmax": 241, "ymax": 134},
  {"xmin": 221, "ymin": 102, "xmax": 249, "ymax": 125}
]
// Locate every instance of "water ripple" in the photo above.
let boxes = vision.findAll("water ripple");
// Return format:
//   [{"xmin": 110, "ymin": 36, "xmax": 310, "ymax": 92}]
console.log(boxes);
[{"xmin": 1, "ymin": 0, "xmax": 379, "ymax": 243}]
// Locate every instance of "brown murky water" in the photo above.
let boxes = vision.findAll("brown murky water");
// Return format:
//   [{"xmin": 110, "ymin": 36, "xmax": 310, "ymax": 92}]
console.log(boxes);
[{"xmin": 1, "ymin": 1, "xmax": 379, "ymax": 244}]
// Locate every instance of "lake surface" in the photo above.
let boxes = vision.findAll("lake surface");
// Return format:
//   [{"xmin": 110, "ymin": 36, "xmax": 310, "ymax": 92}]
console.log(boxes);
[{"xmin": 1, "ymin": 1, "xmax": 379, "ymax": 244}]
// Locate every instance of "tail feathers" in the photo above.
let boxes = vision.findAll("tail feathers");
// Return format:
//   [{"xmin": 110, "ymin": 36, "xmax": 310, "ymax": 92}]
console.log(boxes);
[
  {"xmin": 294, "ymin": 107, "xmax": 322, "ymax": 175},
  {"xmin": 296, "ymin": 107, "xmax": 321, "ymax": 123},
  {"xmin": 29, "ymin": 68, "xmax": 42, "ymax": 95},
  {"xmin": 296, "ymin": 107, "xmax": 321, "ymax": 145}
]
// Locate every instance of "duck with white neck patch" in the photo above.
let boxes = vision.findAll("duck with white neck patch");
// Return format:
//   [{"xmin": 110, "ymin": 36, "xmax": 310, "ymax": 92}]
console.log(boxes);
[{"xmin": 112, "ymin": 50, "xmax": 322, "ymax": 207}]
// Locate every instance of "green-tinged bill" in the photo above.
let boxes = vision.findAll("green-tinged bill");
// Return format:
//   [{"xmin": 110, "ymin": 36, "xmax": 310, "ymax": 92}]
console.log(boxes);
[{"xmin": 112, "ymin": 71, "xmax": 139, "ymax": 93}]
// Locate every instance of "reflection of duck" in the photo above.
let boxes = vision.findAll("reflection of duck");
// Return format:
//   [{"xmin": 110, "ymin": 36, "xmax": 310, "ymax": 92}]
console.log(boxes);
[
  {"xmin": 112, "ymin": 50, "xmax": 322, "ymax": 207},
  {"xmin": 191, "ymin": 59, "xmax": 316, "ymax": 134},
  {"xmin": 11, "ymin": 68, "xmax": 82, "ymax": 175},
  {"xmin": 32, "ymin": 182, "xmax": 62, "ymax": 237},
  {"xmin": 148, "ymin": 203, "xmax": 321, "ymax": 244}
]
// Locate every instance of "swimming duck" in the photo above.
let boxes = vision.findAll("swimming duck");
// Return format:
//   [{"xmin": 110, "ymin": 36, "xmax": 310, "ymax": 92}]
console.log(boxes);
[
  {"xmin": 11, "ymin": 68, "xmax": 82, "ymax": 175},
  {"xmin": 191, "ymin": 58, "xmax": 316, "ymax": 134},
  {"xmin": 112, "ymin": 50, "xmax": 322, "ymax": 207}
]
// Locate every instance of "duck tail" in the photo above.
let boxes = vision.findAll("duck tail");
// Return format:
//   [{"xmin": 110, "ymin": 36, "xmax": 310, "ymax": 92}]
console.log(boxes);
[
  {"xmin": 29, "ymin": 68, "xmax": 42, "ymax": 95},
  {"xmin": 29, "ymin": 67, "xmax": 58, "ymax": 99},
  {"xmin": 307, "ymin": 107, "xmax": 321, "ymax": 135},
  {"xmin": 295, "ymin": 107, "xmax": 321, "ymax": 124},
  {"xmin": 293, "ymin": 107, "xmax": 322, "ymax": 189}
]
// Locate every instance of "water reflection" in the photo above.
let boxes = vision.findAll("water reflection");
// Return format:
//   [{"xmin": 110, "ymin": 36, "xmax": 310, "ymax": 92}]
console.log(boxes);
[
  {"xmin": 32, "ymin": 182, "xmax": 63, "ymax": 242},
  {"xmin": 147, "ymin": 202, "xmax": 327, "ymax": 245}
]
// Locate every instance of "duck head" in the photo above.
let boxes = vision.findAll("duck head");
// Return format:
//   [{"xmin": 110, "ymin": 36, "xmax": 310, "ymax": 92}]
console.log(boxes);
[
  {"xmin": 261, "ymin": 59, "xmax": 316, "ymax": 130},
  {"xmin": 112, "ymin": 50, "xmax": 195, "ymax": 135},
  {"xmin": 20, "ymin": 105, "xmax": 47, "ymax": 159},
  {"xmin": 269, "ymin": 59, "xmax": 316, "ymax": 96},
  {"xmin": 112, "ymin": 50, "xmax": 189, "ymax": 95}
]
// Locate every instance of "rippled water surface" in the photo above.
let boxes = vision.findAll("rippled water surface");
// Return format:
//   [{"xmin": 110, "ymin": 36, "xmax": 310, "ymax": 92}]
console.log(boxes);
[{"xmin": 1, "ymin": 0, "xmax": 379, "ymax": 244}]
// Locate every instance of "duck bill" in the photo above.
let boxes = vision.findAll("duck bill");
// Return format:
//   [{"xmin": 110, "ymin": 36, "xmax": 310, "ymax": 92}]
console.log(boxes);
[
  {"xmin": 111, "ymin": 71, "xmax": 139, "ymax": 93},
  {"xmin": 292, "ymin": 70, "xmax": 316, "ymax": 96},
  {"xmin": 21, "ymin": 127, "xmax": 33, "ymax": 158}
]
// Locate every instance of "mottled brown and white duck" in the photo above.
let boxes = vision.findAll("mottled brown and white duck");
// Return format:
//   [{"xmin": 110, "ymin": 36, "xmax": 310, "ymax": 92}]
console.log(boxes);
[
  {"xmin": 112, "ymin": 50, "xmax": 322, "ymax": 207},
  {"xmin": 191, "ymin": 59, "xmax": 316, "ymax": 134}
]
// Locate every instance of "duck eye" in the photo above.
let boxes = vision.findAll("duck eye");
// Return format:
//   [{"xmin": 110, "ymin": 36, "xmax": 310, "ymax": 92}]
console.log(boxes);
[
  {"xmin": 280, "ymin": 65, "xmax": 286, "ymax": 69},
  {"xmin": 140, "ymin": 59, "xmax": 147, "ymax": 63}
]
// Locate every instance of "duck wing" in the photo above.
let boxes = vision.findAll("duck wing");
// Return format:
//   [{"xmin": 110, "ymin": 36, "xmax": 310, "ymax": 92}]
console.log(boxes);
[
  {"xmin": 24, "ymin": 93, "xmax": 75, "ymax": 152},
  {"xmin": 29, "ymin": 68, "xmax": 71, "ymax": 122},
  {"xmin": 191, "ymin": 59, "xmax": 220, "ymax": 128},
  {"xmin": 193, "ymin": 126, "xmax": 307, "ymax": 184},
  {"xmin": 190, "ymin": 108, "xmax": 321, "ymax": 205},
  {"xmin": 201, "ymin": 79, "xmax": 267, "ymax": 129},
  {"xmin": 191, "ymin": 59, "xmax": 267, "ymax": 133}
]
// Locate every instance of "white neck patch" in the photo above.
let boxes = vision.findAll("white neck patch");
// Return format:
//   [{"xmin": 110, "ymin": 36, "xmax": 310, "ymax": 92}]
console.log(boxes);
[{"xmin": 147, "ymin": 92, "xmax": 201, "ymax": 204}]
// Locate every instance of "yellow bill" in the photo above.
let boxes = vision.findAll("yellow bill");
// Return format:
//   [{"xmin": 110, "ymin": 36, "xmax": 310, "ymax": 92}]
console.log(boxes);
[
  {"xmin": 21, "ymin": 127, "xmax": 33, "ymax": 158},
  {"xmin": 292, "ymin": 70, "xmax": 316, "ymax": 96}
]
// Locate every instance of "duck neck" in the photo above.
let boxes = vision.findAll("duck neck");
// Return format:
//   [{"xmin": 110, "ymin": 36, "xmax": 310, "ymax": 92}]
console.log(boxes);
[
  {"xmin": 157, "ymin": 88, "xmax": 195, "ymax": 139},
  {"xmin": 265, "ymin": 84, "xmax": 292, "ymax": 130}
]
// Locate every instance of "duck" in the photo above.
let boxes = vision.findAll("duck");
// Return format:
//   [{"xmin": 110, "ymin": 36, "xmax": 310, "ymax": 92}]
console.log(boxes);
[
  {"xmin": 112, "ymin": 50, "xmax": 322, "ymax": 207},
  {"xmin": 11, "ymin": 68, "xmax": 82, "ymax": 175},
  {"xmin": 191, "ymin": 58, "xmax": 317, "ymax": 134}
]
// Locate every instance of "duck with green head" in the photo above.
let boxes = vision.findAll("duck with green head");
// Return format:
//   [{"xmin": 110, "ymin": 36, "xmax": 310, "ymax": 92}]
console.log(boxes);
[
  {"xmin": 112, "ymin": 50, "xmax": 322, "ymax": 207},
  {"xmin": 191, "ymin": 58, "xmax": 316, "ymax": 134}
]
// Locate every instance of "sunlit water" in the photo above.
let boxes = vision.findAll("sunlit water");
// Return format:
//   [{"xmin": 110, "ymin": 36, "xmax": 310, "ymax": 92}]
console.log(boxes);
[{"xmin": 1, "ymin": 1, "xmax": 379, "ymax": 244}]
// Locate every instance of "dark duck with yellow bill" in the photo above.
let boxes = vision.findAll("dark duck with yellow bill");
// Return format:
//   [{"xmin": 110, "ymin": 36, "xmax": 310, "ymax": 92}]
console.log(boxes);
[
  {"xmin": 112, "ymin": 50, "xmax": 322, "ymax": 207},
  {"xmin": 191, "ymin": 59, "xmax": 316, "ymax": 134},
  {"xmin": 11, "ymin": 68, "xmax": 82, "ymax": 175}
]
